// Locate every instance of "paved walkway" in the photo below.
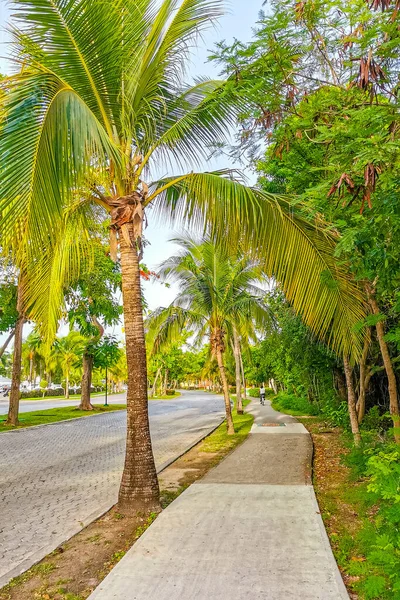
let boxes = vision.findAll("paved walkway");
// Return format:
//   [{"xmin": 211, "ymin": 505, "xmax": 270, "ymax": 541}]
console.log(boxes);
[
  {"xmin": 89, "ymin": 400, "xmax": 349, "ymax": 600},
  {"xmin": 0, "ymin": 391, "xmax": 224, "ymax": 588}
]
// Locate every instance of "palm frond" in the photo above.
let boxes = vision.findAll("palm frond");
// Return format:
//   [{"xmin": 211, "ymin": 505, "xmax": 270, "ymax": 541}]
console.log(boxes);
[{"xmin": 150, "ymin": 172, "xmax": 367, "ymax": 360}]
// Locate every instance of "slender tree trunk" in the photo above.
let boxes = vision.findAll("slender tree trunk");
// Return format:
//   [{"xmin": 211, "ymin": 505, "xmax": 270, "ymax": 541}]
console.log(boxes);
[
  {"xmin": 118, "ymin": 229, "xmax": 160, "ymax": 513},
  {"xmin": 215, "ymin": 348, "xmax": 235, "ymax": 435},
  {"xmin": 65, "ymin": 372, "xmax": 69, "ymax": 399},
  {"xmin": 162, "ymin": 368, "xmax": 169, "ymax": 396},
  {"xmin": 368, "ymin": 292, "xmax": 400, "ymax": 442},
  {"xmin": 343, "ymin": 356, "xmax": 361, "ymax": 446},
  {"xmin": 356, "ymin": 331, "xmax": 371, "ymax": 423},
  {"xmin": 0, "ymin": 329, "xmax": 15, "ymax": 361},
  {"xmin": 240, "ymin": 349, "xmax": 246, "ymax": 396},
  {"xmin": 232, "ymin": 329, "xmax": 243, "ymax": 414},
  {"xmin": 334, "ymin": 367, "xmax": 347, "ymax": 401},
  {"xmin": 79, "ymin": 353, "xmax": 94, "ymax": 410},
  {"xmin": 6, "ymin": 286, "xmax": 24, "ymax": 426},
  {"xmin": 150, "ymin": 367, "xmax": 162, "ymax": 398},
  {"xmin": 29, "ymin": 355, "xmax": 33, "ymax": 386}
]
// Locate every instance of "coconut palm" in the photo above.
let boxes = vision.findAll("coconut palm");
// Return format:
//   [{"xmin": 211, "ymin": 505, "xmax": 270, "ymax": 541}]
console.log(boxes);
[
  {"xmin": 146, "ymin": 237, "xmax": 271, "ymax": 433},
  {"xmin": 0, "ymin": 0, "xmax": 367, "ymax": 510},
  {"xmin": 53, "ymin": 331, "xmax": 85, "ymax": 398}
]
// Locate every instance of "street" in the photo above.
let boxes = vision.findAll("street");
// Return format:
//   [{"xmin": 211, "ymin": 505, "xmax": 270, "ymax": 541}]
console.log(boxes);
[
  {"xmin": 0, "ymin": 391, "xmax": 225, "ymax": 587},
  {"xmin": 0, "ymin": 393, "xmax": 127, "ymax": 414}
]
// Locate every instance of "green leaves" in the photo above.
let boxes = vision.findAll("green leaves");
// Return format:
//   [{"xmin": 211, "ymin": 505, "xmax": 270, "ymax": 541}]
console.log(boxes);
[{"xmin": 151, "ymin": 171, "xmax": 367, "ymax": 360}]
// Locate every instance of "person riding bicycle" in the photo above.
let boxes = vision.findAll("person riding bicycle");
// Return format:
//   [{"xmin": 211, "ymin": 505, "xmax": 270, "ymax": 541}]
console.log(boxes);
[{"xmin": 260, "ymin": 384, "xmax": 266, "ymax": 405}]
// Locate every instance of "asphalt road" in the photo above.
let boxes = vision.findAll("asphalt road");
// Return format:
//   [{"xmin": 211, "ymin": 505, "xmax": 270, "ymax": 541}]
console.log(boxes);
[{"xmin": 0, "ymin": 391, "xmax": 225, "ymax": 588}]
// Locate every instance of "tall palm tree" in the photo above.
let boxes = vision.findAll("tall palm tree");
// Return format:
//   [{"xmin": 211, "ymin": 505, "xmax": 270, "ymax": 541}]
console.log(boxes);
[
  {"xmin": 146, "ymin": 237, "xmax": 271, "ymax": 434},
  {"xmin": 0, "ymin": 0, "xmax": 367, "ymax": 510}
]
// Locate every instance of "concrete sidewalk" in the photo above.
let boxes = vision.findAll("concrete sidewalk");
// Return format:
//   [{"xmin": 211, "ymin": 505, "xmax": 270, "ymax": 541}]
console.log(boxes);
[{"xmin": 88, "ymin": 400, "xmax": 349, "ymax": 600}]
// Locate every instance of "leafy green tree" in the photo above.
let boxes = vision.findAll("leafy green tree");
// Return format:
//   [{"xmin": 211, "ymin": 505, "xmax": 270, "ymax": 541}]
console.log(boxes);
[
  {"xmin": 0, "ymin": 0, "xmax": 367, "ymax": 509},
  {"xmin": 53, "ymin": 332, "xmax": 86, "ymax": 398}
]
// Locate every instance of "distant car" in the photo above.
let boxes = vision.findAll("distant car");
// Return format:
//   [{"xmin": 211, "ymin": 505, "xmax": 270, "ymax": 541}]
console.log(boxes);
[{"xmin": 0, "ymin": 383, "xmax": 11, "ymax": 396}]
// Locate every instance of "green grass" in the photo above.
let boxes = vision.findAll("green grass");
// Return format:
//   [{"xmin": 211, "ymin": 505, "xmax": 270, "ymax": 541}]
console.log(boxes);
[
  {"xmin": 0, "ymin": 404, "xmax": 127, "ymax": 432},
  {"xmin": 200, "ymin": 398, "xmax": 254, "ymax": 454},
  {"xmin": 149, "ymin": 391, "xmax": 181, "ymax": 400},
  {"xmin": 271, "ymin": 392, "xmax": 320, "ymax": 416},
  {"xmin": 19, "ymin": 391, "xmax": 124, "ymax": 401}
]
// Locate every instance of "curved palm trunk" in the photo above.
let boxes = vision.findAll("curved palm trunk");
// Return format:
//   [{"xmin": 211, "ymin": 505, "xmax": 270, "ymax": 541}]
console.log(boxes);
[
  {"xmin": 232, "ymin": 329, "xmax": 243, "ymax": 415},
  {"xmin": 368, "ymin": 292, "xmax": 400, "ymax": 442},
  {"xmin": 0, "ymin": 329, "xmax": 15, "ymax": 361},
  {"xmin": 215, "ymin": 347, "xmax": 235, "ymax": 435},
  {"xmin": 6, "ymin": 286, "xmax": 24, "ymax": 426},
  {"xmin": 79, "ymin": 353, "xmax": 94, "ymax": 410},
  {"xmin": 343, "ymin": 356, "xmax": 361, "ymax": 446},
  {"xmin": 162, "ymin": 368, "xmax": 169, "ymax": 395},
  {"xmin": 118, "ymin": 230, "xmax": 160, "ymax": 513},
  {"xmin": 150, "ymin": 367, "xmax": 162, "ymax": 398}
]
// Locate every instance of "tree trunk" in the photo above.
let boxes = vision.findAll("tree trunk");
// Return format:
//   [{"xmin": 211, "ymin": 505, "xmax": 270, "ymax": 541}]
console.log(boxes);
[
  {"xmin": 118, "ymin": 229, "xmax": 160, "ymax": 513},
  {"xmin": 240, "ymin": 349, "xmax": 246, "ymax": 396},
  {"xmin": 65, "ymin": 372, "xmax": 69, "ymax": 399},
  {"xmin": 79, "ymin": 353, "xmax": 94, "ymax": 410},
  {"xmin": 270, "ymin": 378, "xmax": 278, "ymax": 395},
  {"xmin": 162, "ymin": 368, "xmax": 169, "ymax": 396},
  {"xmin": 215, "ymin": 347, "xmax": 235, "ymax": 435},
  {"xmin": 343, "ymin": 356, "xmax": 361, "ymax": 446},
  {"xmin": 29, "ymin": 354, "xmax": 33, "ymax": 386},
  {"xmin": 356, "ymin": 331, "xmax": 371, "ymax": 423},
  {"xmin": 6, "ymin": 286, "xmax": 24, "ymax": 426},
  {"xmin": 368, "ymin": 292, "xmax": 400, "ymax": 442},
  {"xmin": 0, "ymin": 329, "xmax": 15, "ymax": 360},
  {"xmin": 232, "ymin": 329, "xmax": 243, "ymax": 414},
  {"xmin": 150, "ymin": 367, "xmax": 162, "ymax": 398}
]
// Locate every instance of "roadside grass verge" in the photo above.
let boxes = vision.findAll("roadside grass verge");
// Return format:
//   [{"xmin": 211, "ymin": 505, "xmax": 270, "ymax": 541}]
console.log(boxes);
[
  {"xmin": 0, "ymin": 405, "xmax": 127, "ymax": 432},
  {"xmin": 17, "ymin": 391, "xmax": 125, "ymax": 402},
  {"xmin": 271, "ymin": 392, "xmax": 320, "ymax": 417},
  {"xmin": 148, "ymin": 391, "xmax": 181, "ymax": 400},
  {"xmin": 0, "ymin": 401, "xmax": 254, "ymax": 600}
]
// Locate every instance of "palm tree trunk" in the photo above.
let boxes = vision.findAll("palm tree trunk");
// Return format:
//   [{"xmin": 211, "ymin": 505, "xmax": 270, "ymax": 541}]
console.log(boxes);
[
  {"xmin": 232, "ymin": 329, "xmax": 243, "ymax": 414},
  {"xmin": 368, "ymin": 291, "xmax": 400, "ymax": 442},
  {"xmin": 215, "ymin": 347, "xmax": 235, "ymax": 435},
  {"xmin": 79, "ymin": 353, "xmax": 94, "ymax": 410},
  {"xmin": 240, "ymin": 349, "xmax": 246, "ymax": 396},
  {"xmin": 150, "ymin": 367, "xmax": 162, "ymax": 397},
  {"xmin": 6, "ymin": 285, "xmax": 24, "ymax": 426},
  {"xmin": 0, "ymin": 329, "xmax": 15, "ymax": 360},
  {"xmin": 162, "ymin": 368, "xmax": 169, "ymax": 395},
  {"xmin": 343, "ymin": 356, "xmax": 361, "ymax": 446},
  {"xmin": 118, "ymin": 229, "xmax": 160, "ymax": 513},
  {"xmin": 65, "ymin": 371, "xmax": 69, "ymax": 399}
]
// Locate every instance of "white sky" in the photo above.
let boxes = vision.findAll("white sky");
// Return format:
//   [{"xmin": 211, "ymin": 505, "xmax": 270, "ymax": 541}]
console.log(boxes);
[{"xmin": 0, "ymin": 0, "xmax": 264, "ymax": 344}]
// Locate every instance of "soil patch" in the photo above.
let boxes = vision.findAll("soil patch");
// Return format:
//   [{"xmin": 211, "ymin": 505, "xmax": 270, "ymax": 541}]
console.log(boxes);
[{"xmin": 299, "ymin": 417, "xmax": 363, "ymax": 600}]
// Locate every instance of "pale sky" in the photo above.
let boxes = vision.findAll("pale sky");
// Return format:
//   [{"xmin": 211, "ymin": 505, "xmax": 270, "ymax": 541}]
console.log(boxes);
[{"xmin": 0, "ymin": 0, "xmax": 264, "ymax": 343}]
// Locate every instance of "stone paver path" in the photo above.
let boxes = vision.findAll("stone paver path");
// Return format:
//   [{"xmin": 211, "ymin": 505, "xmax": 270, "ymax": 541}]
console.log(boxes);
[
  {"xmin": 89, "ymin": 400, "xmax": 349, "ymax": 600},
  {"xmin": 0, "ymin": 391, "xmax": 224, "ymax": 587}
]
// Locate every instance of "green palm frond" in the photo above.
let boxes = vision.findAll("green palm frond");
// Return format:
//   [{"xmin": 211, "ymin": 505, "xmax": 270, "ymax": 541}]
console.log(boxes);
[{"xmin": 150, "ymin": 172, "xmax": 367, "ymax": 360}]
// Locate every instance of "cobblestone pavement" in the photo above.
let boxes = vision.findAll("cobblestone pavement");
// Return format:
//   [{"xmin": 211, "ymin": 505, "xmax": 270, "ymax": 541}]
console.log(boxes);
[{"xmin": 0, "ymin": 391, "xmax": 224, "ymax": 587}]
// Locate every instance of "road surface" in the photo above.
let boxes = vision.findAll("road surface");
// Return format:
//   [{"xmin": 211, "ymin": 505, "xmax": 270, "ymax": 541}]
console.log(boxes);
[
  {"xmin": 0, "ymin": 393, "xmax": 127, "ymax": 415},
  {"xmin": 0, "ymin": 391, "xmax": 224, "ymax": 587}
]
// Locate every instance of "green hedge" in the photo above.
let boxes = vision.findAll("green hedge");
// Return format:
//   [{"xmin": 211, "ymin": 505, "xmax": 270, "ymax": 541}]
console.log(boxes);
[{"xmin": 273, "ymin": 392, "xmax": 320, "ymax": 416}]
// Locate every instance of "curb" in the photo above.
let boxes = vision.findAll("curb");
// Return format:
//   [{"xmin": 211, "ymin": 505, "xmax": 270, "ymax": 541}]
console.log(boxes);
[{"xmin": 0, "ymin": 415, "xmax": 225, "ymax": 590}]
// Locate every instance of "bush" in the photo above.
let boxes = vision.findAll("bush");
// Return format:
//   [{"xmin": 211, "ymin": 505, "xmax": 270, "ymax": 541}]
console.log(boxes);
[
  {"xmin": 348, "ymin": 446, "xmax": 400, "ymax": 599},
  {"xmin": 273, "ymin": 392, "xmax": 320, "ymax": 416},
  {"xmin": 166, "ymin": 389, "xmax": 176, "ymax": 396},
  {"xmin": 322, "ymin": 400, "xmax": 349, "ymax": 429},
  {"xmin": 247, "ymin": 388, "xmax": 260, "ymax": 398}
]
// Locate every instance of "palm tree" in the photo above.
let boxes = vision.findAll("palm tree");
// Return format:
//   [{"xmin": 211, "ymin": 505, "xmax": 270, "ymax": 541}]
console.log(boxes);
[
  {"xmin": 0, "ymin": 0, "xmax": 367, "ymax": 510},
  {"xmin": 54, "ymin": 332, "xmax": 85, "ymax": 399},
  {"xmin": 147, "ymin": 237, "xmax": 271, "ymax": 434}
]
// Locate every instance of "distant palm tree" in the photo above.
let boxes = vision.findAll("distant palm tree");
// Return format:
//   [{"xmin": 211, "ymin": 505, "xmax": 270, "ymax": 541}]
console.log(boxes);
[
  {"xmin": 0, "ymin": 0, "xmax": 366, "ymax": 509},
  {"xmin": 54, "ymin": 332, "xmax": 85, "ymax": 399},
  {"xmin": 147, "ymin": 237, "xmax": 270, "ymax": 433}
]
